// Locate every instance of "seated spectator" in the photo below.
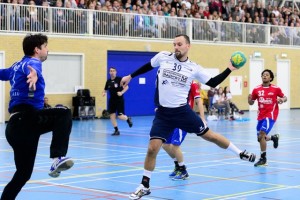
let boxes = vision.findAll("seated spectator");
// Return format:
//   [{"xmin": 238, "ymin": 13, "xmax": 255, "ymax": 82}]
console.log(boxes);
[
  {"xmin": 212, "ymin": 87, "xmax": 231, "ymax": 118},
  {"xmin": 44, "ymin": 96, "xmax": 52, "ymax": 109},
  {"xmin": 223, "ymin": 86, "xmax": 244, "ymax": 115}
]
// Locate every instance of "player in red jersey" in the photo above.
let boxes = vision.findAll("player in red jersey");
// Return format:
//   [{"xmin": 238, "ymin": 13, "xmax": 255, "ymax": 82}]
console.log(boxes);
[
  {"xmin": 162, "ymin": 80, "xmax": 206, "ymax": 180},
  {"xmin": 248, "ymin": 69, "xmax": 287, "ymax": 167}
]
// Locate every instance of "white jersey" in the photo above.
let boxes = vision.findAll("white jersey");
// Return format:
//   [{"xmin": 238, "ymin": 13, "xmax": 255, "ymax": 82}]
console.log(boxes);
[{"xmin": 151, "ymin": 51, "xmax": 212, "ymax": 108}]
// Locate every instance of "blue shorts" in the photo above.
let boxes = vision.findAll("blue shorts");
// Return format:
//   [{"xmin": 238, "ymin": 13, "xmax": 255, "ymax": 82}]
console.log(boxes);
[
  {"xmin": 165, "ymin": 128, "xmax": 187, "ymax": 146},
  {"xmin": 150, "ymin": 104, "xmax": 208, "ymax": 142},
  {"xmin": 256, "ymin": 118, "xmax": 275, "ymax": 135}
]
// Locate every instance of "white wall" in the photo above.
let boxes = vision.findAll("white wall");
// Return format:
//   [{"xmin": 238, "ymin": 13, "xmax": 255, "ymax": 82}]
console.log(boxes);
[{"xmin": 249, "ymin": 58, "xmax": 264, "ymax": 111}]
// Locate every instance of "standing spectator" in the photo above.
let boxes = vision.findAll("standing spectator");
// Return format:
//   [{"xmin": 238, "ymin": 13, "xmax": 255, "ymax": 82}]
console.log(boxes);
[
  {"xmin": 0, "ymin": 33, "xmax": 74, "ymax": 200},
  {"xmin": 248, "ymin": 69, "xmax": 286, "ymax": 167},
  {"xmin": 102, "ymin": 67, "xmax": 133, "ymax": 136}
]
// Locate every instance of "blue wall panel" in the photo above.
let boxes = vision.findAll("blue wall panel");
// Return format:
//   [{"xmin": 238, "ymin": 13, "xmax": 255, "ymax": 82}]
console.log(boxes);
[{"xmin": 107, "ymin": 51, "xmax": 158, "ymax": 116}]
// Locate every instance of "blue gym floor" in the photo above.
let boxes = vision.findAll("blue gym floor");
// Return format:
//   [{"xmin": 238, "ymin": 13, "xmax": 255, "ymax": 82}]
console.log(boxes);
[{"xmin": 0, "ymin": 109, "xmax": 300, "ymax": 200}]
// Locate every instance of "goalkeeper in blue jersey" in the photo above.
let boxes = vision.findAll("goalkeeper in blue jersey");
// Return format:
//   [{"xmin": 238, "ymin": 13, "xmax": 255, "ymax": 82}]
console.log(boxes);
[{"xmin": 0, "ymin": 34, "xmax": 74, "ymax": 200}]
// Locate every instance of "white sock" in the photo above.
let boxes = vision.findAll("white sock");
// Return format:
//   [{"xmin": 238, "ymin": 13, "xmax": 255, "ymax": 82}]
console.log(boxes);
[
  {"xmin": 178, "ymin": 162, "xmax": 185, "ymax": 166},
  {"xmin": 227, "ymin": 142, "xmax": 242, "ymax": 156},
  {"xmin": 143, "ymin": 169, "xmax": 152, "ymax": 179},
  {"xmin": 173, "ymin": 158, "xmax": 177, "ymax": 162}
]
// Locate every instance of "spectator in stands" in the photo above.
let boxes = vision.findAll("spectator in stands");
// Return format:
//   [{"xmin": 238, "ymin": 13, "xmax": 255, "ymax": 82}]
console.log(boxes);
[
  {"xmin": 28, "ymin": 0, "xmax": 42, "ymax": 31},
  {"xmin": 52, "ymin": 0, "xmax": 67, "ymax": 33},
  {"xmin": 77, "ymin": 0, "xmax": 86, "ymax": 9},
  {"xmin": 222, "ymin": 0, "xmax": 230, "ymax": 21},
  {"xmin": 38, "ymin": 1, "xmax": 50, "ymax": 31},
  {"xmin": 203, "ymin": 5, "xmax": 210, "ymax": 18},
  {"xmin": 198, "ymin": 0, "xmax": 208, "ymax": 10},
  {"xmin": 157, "ymin": 10, "xmax": 168, "ymax": 37}
]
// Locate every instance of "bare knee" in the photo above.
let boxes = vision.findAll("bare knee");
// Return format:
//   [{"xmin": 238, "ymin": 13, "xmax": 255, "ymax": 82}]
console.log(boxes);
[
  {"xmin": 257, "ymin": 132, "xmax": 267, "ymax": 142},
  {"xmin": 201, "ymin": 131, "xmax": 218, "ymax": 143},
  {"xmin": 147, "ymin": 140, "xmax": 162, "ymax": 157}
]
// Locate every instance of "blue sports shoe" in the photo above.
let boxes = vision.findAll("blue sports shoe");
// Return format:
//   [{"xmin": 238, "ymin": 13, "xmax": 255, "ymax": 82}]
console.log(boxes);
[
  {"xmin": 172, "ymin": 170, "xmax": 189, "ymax": 180},
  {"xmin": 169, "ymin": 167, "xmax": 179, "ymax": 178},
  {"xmin": 49, "ymin": 157, "xmax": 74, "ymax": 178}
]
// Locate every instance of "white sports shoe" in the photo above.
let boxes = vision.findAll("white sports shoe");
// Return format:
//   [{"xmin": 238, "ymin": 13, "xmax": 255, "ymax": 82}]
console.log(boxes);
[
  {"xmin": 129, "ymin": 184, "xmax": 151, "ymax": 200},
  {"xmin": 48, "ymin": 157, "xmax": 74, "ymax": 178}
]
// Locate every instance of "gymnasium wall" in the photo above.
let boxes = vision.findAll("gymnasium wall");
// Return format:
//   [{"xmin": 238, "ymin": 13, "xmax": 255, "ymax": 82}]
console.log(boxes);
[{"xmin": 1, "ymin": 34, "xmax": 300, "ymax": 121}]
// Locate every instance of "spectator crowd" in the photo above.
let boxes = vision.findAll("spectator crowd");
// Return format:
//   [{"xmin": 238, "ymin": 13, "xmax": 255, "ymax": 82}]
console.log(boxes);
[{"xmin": 1, "ymin": 0, "xmax": 300, "ymax": 45}]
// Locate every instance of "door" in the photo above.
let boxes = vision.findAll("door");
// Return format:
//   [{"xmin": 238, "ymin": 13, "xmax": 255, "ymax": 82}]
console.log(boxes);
[
  {"xmin": 107, "ymin": 51, "xmax": 158, "ymax": 116},
  {"xmin": 0, "ymin": 52, "xmax": 5, "ymax": 123},
  {"xmin": 276, "ymin": 59, "xmax": 290, "ymax": 109},
  {"xmin": 249, "ymin": 58, "xmax": 264, "ymax": 111}
]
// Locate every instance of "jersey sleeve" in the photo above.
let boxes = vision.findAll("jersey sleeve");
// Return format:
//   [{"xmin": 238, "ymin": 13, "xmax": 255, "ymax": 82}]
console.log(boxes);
[
  {"xmin": 150, "ymin": 51, "xmax": 171, "ymax": 68},
  {"xmin": 277, "ymin": 87, "xmax": 284, "ymax": 98},
  {"xmin": 0, "ymin": 67, "xmax": 12, "ymax": 81},
  {"xmin": 251, "ymin": 88, "xmax": 258, "ymax": 100},
  {"xmin": 104, "ymin": 80, "xmax": 109, "ymax": 90},
  {"xmin": 194, "ymin": 64, "xmax": 213, "ymax": 84}
]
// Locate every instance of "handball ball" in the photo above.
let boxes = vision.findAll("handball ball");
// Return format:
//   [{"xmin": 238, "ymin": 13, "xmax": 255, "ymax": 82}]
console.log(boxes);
[{"xmin": 231, "ymin": 51, "xmax": 247, "ymax": 68}]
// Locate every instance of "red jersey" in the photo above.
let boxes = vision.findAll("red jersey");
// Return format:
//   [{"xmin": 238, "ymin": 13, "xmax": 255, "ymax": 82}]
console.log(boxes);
[
  {"xmin": 251, "ymin": 84, "xmax": 284, "ymax": 121},
  {"xmin": 188, "ymin": 81, "xmax": 201, "ymax": 109}
]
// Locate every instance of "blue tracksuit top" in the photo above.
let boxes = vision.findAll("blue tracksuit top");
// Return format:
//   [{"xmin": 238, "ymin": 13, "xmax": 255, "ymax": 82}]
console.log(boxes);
[{"xmin": 0, "ymin": 56, "xmax": 45, "ymax": 113}]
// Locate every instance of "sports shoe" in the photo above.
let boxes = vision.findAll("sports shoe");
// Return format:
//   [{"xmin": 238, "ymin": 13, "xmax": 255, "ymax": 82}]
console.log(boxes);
[
  {"xmin": 129, "ymin": 184, "xmax": 151, "ymax": 200},
  {"xmin": 254, "ymin": 157, "xmax": 268, "ymax": 167},
  {"xmin": 169, "ymin": 168, "xmax": 179, "ymax": 178},
  {"xmin": 127, "ymin": 117, "xmax": 133, "ymax": 128},
  {"xmin": 239, "ymin": 150, "xmax": 256, "ymax": 162},
  {"xmin": 272, "ymin": 134, "xmax": 279, "ymax": 149},
  {"xmin": 238, "ymin": 110, "xmax": 244, "ymax": 115},
  {"xmin": 172, "ymin": 170, "xmax": 189, "ymax": 180},
  {"xmin": 111, "ymin": 130, "xmax": 120, "ymax": 136},
  {"xmin": 49, "ymin": 157, "xmax": 74, "ymax": 178}
]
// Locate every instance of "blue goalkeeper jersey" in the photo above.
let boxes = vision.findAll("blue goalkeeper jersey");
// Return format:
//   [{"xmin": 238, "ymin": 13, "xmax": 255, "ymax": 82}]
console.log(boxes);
[{"xmin": 0, "ymin": 56, "xmax": 45, "ymax": 113}]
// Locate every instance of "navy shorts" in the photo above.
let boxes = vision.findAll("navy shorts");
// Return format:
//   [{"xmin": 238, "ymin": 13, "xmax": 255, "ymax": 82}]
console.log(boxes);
[{"xmin": 150, "ymin": 104, "xmax": 209, "ymax": 142}]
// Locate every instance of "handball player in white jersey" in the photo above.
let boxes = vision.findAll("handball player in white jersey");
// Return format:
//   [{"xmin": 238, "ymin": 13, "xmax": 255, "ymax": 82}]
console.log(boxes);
[{"xmin": 121, "ymin": 34, "xmax": 256, "ymax": 200}]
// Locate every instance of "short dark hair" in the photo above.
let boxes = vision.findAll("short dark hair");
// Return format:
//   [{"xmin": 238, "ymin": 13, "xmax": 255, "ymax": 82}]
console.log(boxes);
[
  {"xmin": 110, "ymin": 67, "xmax": 116, "ymax": 70},
  {"xmin": 23, "ymin": 33, "xmax": 48, "ymax": 56},
  {"xmin": 175, "ymin": 34, "xmax": 190, "ymax": 44},
  {"xmin": 261, "ymin": 69, "xmax": 274, "ymax": 82}
]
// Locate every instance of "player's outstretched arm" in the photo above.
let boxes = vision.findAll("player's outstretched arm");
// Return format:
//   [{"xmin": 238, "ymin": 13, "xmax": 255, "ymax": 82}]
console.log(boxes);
[
  {"xmin": 205, "ymin": 61, "xmax": 234, "ymax": 88},
  {"xmin": 121, "ymin": 75, "xmax": 132, "ymax": 87},
  {"xmin": 228, "ymin": 61, "xmax": 238, "ymax": 71},
  {"xmin": 121, "ymin": 62, "xmax": 154, "ymax": 87}
]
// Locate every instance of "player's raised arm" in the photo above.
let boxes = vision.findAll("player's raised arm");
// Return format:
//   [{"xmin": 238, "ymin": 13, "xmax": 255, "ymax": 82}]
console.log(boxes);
[{"xmin": 121, "ymin": 62, "xmax": 154, "ymax": 87}]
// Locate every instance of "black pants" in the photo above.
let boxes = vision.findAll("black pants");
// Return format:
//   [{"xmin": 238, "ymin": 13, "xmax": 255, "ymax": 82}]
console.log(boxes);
[{"xmin": 1, "ymin": 107, "xmax": 72, "ymax": 200}]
